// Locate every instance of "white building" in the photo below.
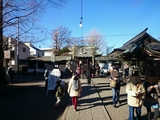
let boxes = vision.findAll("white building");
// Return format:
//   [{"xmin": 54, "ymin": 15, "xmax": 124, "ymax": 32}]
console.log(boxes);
[
  {"xmin": 3, "ymin": 37, "xmax": 30, "ymax": 72},
  {"xmin": 3, "ymin": 38, "xmax": 47, "ymax": 73},
  {"xmin": 40, "ymin": 48, "xmax": 53, "ymax": 56},
  {"xmin": 25, "ymin": 42, "xmax": 44, "ymax": 57}
]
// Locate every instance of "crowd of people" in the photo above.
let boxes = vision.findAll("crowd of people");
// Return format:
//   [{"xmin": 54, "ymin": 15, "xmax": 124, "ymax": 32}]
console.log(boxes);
[
  {"xmin": 109, "ymin": 64, "xmax": 160, "ymax": 120},
  {"xmin": 44, "ymin": 62, "xmax": 160, "ymax": 120}
]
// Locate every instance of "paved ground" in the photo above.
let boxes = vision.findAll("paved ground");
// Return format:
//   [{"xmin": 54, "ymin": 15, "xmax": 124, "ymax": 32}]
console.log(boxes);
[
  {"xmin": 1, "ymin": 74, "xmax": 160, "ymax": 120},
  {"xmin": 0, "ymin": 74, "xmax": 69, "ymax": 120},
  {"xmin": 61, "ymin": 78, "xmax": 109, "ymax": 120},
  {"xmin": 91, "ymin": 77, "xmax": 159, "ymax": 120},
  {"xmin": 61, "ymin": 77, "xmax": 160, "ymax": 120}
]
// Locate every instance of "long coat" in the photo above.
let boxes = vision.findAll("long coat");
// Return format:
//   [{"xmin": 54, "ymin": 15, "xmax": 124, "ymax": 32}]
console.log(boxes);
[
  {"xmin": 67, "ymin": 76, "xmax": 82, "ymax": 97},
  {"xmin": 86, "ymin": 69, "xmax": 91, "ymax": 79},
  {"xmin": 126, "ymin": 82, "xmax": 145, "ymax": 107}
]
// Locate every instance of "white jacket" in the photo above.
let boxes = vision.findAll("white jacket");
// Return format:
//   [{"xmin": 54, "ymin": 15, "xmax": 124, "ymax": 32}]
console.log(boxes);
[
  {"xmin": 126, "ymin": 82, "xmax": 145, "ymax": 107},
  {"xmin": 67, "ymin": 77, "xmax": 82, "ymax": 97}
]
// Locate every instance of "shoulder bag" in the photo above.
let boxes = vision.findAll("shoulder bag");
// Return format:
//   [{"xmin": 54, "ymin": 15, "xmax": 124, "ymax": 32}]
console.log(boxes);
[{"xmin": 110, "ymin": 79, "xmax": 116, "ymax": 88}]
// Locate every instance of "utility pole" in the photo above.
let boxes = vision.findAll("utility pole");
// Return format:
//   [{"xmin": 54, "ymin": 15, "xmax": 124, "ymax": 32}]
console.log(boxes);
[
  {"xmin": 0, "ymin": 0, "xmax": 3, "ymax": 60},
  {"xmin": 17, "ymin": 17, "xmax": 19, "ymax": 73},
  {"xmin": 0, "ymin": 0, "xmax": 6, "ymax": 83}
]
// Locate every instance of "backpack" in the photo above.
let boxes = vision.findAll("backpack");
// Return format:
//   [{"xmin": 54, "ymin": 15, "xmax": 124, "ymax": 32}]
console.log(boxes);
[{"xmin": 72, "ymin": 79, "xmax": 79, "ymax": 91}]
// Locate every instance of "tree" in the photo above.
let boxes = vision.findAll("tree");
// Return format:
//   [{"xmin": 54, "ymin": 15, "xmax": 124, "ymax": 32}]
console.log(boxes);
[
  {"xmin": 85, "ymin": 29, "xmax": 106, "ymax": 55},
  {"xmin": 106, "ymin": 46, "xmax": 114, "ymax": 56},
  {"xmin": 52, "ymin": 26, "xmax": 71, "ymax": 53},
  {"xmin": 66, "ymin": 37, "xmax": 83, "ymax": 47},
  {"xmin": 58, "ymin": 46, "xmax": 70, "ymax": 56},
  {"xmin": 0, "ymin": 0, "xmax": 67, "ymax": 84}
]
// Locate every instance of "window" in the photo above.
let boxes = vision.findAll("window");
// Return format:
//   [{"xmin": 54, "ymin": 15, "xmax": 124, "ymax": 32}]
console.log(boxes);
[{"xmin": 23, "ymin": 48, "xmax": 26, "ymax": 52}]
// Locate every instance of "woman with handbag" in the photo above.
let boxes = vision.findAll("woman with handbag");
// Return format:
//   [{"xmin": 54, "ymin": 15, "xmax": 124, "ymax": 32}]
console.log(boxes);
[{"xmin": 109, "ymin": 67, "xmax": 122, "ymax": 108}]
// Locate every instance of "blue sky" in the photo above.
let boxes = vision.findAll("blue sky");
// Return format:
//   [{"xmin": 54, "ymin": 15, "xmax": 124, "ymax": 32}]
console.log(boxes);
[{"xmin": 38, "ymin": 0, "xmax": 160, "ymax": 50}]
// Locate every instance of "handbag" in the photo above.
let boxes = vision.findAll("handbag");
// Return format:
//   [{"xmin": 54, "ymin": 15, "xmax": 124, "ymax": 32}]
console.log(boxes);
[{"xmin": 110, "ymin": 79, "xmax": 116, "ymax": 88}]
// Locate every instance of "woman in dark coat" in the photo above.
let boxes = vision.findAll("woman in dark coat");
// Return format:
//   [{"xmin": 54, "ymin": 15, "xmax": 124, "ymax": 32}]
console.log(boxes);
[
  {"xmin": 143, "ymin": 80, "xmax": 160, "ymax": 120},
  {"xmin": 86, "ymin": 67, "xmax": 92, "ymax": 85}
]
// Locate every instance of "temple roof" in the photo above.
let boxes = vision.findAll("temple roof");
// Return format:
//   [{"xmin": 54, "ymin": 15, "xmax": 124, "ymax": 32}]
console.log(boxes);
[{"xmin": 108, "ymin": 28, "xmax": 160, "ymax": 60}]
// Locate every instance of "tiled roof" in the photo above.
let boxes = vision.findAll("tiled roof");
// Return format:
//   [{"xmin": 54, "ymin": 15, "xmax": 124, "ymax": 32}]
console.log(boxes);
[{"xmin": 30, "ymin": 55, "xmax": 72, "ymax": 62}]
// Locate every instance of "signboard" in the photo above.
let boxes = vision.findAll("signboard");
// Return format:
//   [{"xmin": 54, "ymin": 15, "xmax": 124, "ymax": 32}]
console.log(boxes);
[
  {"xmin": 47, "ymin": 75, "xmax": 57, "ymax": 90},
  {"xmin": 47, "ymin": 69, "xmax": 61, "ymax": 95}
]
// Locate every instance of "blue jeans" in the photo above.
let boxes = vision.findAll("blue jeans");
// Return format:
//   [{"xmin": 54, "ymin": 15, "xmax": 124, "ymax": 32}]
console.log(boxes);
[
  {"xmin": 111, "ymin": 88, "xmax": 120, "ymax": 105},
  {"xmin": 128, "ymin": 105, "xmax": 141, "ymax": 120}
]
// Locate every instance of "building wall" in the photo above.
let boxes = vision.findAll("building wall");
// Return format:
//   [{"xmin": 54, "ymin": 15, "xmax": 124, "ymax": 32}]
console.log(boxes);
[
  {"xmin": 44, "ymin": 51, "xmax": 52, "ymax": 56},
  {"xmin": 29, "ymin": 47, "xmax": 36, "ymax": 56},
  {"xmin": 40, "ymin": 48, "xmax": 53, "ymax": 56},
  {"xmin": 19, "ymin": 43, "xmax": 30, "ymax": 59},
  {"xmin": 25, "ymin": 42, "xmax": 44, "ymax": 57}
]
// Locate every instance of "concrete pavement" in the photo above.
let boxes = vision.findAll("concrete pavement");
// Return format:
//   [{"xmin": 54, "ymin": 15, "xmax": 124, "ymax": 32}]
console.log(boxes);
[
  {"xmin": 3, "ymin": 74, "xmax": 160, "ymax": 120},
  {"xmin": 61, "ymin": 77, "xmax": 160, "ymax": 120},
  {"xmin": 61, "ymin": 78, "xmax": 110, "ymax": 120},
  {"xmin": 1, "ymin": 74, "xmax": 69, "ymax": 120}
]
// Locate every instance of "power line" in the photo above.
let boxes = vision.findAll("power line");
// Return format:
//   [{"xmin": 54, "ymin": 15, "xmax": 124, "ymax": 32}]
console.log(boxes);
[{"xmin": 71, "ymin": 31, "xmax": 160, "ymax": 38}]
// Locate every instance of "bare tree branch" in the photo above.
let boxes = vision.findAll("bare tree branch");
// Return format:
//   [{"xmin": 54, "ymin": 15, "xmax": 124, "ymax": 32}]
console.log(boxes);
[
  {"xmin": 2, "ymin": 0, "xmax": 68, "ymax": 51},
  {"xmin": 52, "ymin": 26, "xmax": 72, "ymax": 50},
  {"xmin": 0, "ymin": 0, "xmax": 68, "ymax": 83},
  {"xmin": 85, "ymin": 29, "xmax": 106, "ymax": 54}
]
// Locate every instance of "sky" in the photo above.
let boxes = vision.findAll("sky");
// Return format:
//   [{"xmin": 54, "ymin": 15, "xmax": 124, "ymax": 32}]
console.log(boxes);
[{"xmin": 37, "ymin": 0, "xmax": 160, "ymax": 51}]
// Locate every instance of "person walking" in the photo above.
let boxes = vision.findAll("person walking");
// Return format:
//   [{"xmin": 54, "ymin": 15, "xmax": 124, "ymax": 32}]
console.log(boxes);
[
  {"xmin": 124, "ymin": 64, "xmax": 129, "ymax": 78},
  {"xmin": 86, "ymin": 67, "xmax": 92, "ymax": 85},
  {"xmin": 143, "ymin": 78, "xmax": 160, "ymax": 120},
  {"xmin": 54, "ymin": 80, "xmax": 63, "ymax": 108},
  {"xmin": 100, "ymin": 67, "xmax": 105, "ymax": 77},
  {"xmin": 67, "ymin": 73, "xmax": 82, "ymax": 111},
  {"xmin": 111, "ymin": 77, "xmax": 121, "ymax": 108},
  {"xmin": 44, "ymin": 68, "xmax": 49, "ymax": 90},
  {"xmin": 126, "ymin": 77, "xmax": 145, "ymax": 120},
  {"xmin": 8, "ymin": 66, "xmax": 13, "ymax": 83},
  {"xmin": 76, "ymin": 65, "xmax": 81, "ymax": 78}
]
